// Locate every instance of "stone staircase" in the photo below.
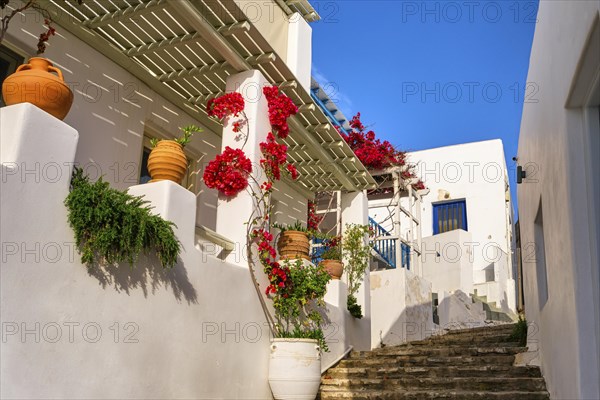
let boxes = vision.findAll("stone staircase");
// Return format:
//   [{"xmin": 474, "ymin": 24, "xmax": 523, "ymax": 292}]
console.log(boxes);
[{"xmin": 319, "ymin": 324, "xmax": 549, "ymax": 399}]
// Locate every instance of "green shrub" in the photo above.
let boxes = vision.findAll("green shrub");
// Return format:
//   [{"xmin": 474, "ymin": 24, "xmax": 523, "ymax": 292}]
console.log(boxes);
[
  {"xmin": 347, "ymin": 294, "xmax": 363, "ymax": 319},
  {"xmin": 65, "ymin": 168, "xmax": 180, "ymax": 268},
  {"xmin": 510, "ymin": 316, "xmax": 528, "ymax": 346}
]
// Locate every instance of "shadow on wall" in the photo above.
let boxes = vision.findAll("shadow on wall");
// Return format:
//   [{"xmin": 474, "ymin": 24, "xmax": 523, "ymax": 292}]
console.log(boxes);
[
  {"xmin": 85, "ymin": 254, "xmax": 198, "ymax": 304},
  {"xmin": 376, "ymin": 302, "xmax": 435, "ymax": 348}
]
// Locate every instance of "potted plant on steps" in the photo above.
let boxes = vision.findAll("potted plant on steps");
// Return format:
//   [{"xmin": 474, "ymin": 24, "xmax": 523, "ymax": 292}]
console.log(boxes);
[
  {"xmin": 0, "ymin": 1, "xmax": 80, "ymax": 120},
  {"xmin": 273, "ymin": 221, "xmax": 310, "ymax": 261},
  {"xmin": 267, "ymin": 259, "xmax": 331, "ymax": 400},
  {"xmin": 319, "ymin": 235, "xmax": 343, "ymax": 280},
  {"xmin": 147, "ymin": 125, "xmax": 201, "ymax": 184}
]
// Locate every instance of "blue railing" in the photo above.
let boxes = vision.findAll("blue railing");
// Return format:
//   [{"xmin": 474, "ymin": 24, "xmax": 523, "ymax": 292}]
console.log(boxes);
[{"xmin": 368, "ymin": 217, "xmax": 411, "ymax": 270}]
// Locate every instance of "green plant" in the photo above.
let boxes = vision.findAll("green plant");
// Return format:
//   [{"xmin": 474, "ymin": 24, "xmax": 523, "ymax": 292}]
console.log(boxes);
[
  {"xmin": 342, "ymin": 224, "xmax": 373, "ymax": 318},
  {"xmin": 272, "ymin": 259, "xmax": 331, "ymax": 351},
  {"xmin": 347, "ymin": 294, "xmax": 362, "ymax": 319},
  {"xmin": 272, "ymin": 220, "xmax": 307, "ymax": 233},
  {"xmin": 65, "ymin": 168, "xmax": 180, "ymax": 268},
  {"xmin": 150, "ymin": 125, "xmax": 202, "ymax": 148},
  {"xmin": 510, "ymin": 316, "xmax": 528, "ymax": 346}
]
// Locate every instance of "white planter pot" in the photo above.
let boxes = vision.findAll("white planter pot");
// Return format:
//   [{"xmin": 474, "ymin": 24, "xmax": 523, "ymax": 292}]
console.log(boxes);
[{"xmin": 268, "ymin": 338, "xmax": 321, "ymax": 400}]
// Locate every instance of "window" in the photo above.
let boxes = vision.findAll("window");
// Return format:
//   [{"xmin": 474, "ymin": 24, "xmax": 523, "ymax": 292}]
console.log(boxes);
[
  {"xmin": 0, "ymin": 45, "xmax": 24, "ymax": 107},
  {"xmin": 534, "ymin": 201, "xmax": 549, "ymax": 308},
  {"xmin": 433, "ymin": 199, "xmax": 468, "ymax": 234}
]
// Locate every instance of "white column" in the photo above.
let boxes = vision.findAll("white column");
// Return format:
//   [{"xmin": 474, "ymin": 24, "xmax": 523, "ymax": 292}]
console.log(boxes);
[
  {"xmin": 341, "ymin": 190, "xmax": 371, "ymax": 351},
  {"xmin": 286, "ymin": 12, "xmax": 312, "ymax": 92},
  {"xmin": 215, "ymin": 70, "xmax": 271, "ymax": 266}
]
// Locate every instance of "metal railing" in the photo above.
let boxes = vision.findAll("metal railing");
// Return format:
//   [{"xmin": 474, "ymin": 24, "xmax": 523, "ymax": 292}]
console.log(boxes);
[{"xmin": 368, "ymin": 217, "xmax": 410, "ymax": 270}]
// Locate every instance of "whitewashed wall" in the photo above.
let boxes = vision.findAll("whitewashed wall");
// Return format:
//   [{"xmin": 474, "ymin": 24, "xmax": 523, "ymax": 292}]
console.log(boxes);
[
  {"xmin": 370, "ymin": 268, "xmax": 434, "ymax": 349},
  {"xmin": 517, "ymin": 1, "xmax": 600, "ymax": 399},
  {"xmin": 421, "ymin": 229, "xmax": 474, "ymax": 296},
  {"xmin": 411, "ymin": 140, "xmax": 516, "ymax": 311}
]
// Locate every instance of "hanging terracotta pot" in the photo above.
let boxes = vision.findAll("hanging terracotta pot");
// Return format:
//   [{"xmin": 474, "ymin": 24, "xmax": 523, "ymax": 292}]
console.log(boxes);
[
  {"xmin": 320, "ymin": 259, "xmax": 343, "ymax": 280},
  {"xmin": 147, "ymin": 140, "xmax": 188, "ymax": 184},
  {"xmin": 2, "ymin": 57, "xmax": 73, "ymax": 120},
  {"xmin": 277, "ymin": 231, "xmax": 310, "ymax": 261}
]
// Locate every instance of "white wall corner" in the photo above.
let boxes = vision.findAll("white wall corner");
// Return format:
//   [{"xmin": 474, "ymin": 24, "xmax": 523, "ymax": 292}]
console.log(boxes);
[
  {"xmin": 286, "ymin": 12, "xmax": 312, "ymax": 92},
  {"xmin": 128, "ymin": 181, "xmax": 197, "ymax": 250}
]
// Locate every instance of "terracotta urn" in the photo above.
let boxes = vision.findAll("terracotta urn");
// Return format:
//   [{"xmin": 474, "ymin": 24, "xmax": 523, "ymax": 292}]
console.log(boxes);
[
  {"xmin": 2, "ymin": 57, "xmax": 73, "ymax": 120},
  {"xmin": 321, "ymin": 259, "xmax": 343, "ymax": 280},
  {"xmin": 147, "ymin": 140, "xmax": 188, "ymax": 184},
  {"xmin": 277, "ymin": 231, "xmax": 310, "ymax": 261}
]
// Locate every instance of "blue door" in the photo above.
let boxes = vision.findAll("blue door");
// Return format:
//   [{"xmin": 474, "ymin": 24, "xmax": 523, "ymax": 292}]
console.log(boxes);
[{"xmin": 433, "ymin": 200, "xmax": 468, "ymax": 234}]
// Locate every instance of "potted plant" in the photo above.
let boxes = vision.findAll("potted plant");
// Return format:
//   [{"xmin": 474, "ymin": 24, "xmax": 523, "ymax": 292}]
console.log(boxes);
[
  {"xmin": 0, "ymin": 1, "xmax": 78, "ymax": 120},
  {"xmin": 267, "ymin": 259, "xmax": 331, "ymax": 400},
  {"xmin": 147, "ymin": 125, "xmax": 201, "ymax": 184},
  {"xmin": 319, "ymin": 236, "xmax": 343, "ymax": 280},
  {"xmin": 273, "ymin": 221, "xmax": 310, "ymax": 261}
]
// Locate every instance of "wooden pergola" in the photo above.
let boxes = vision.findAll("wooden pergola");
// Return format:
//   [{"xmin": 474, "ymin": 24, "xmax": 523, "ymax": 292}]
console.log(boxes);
[{"xmin": 39, "ymin": 0, "xmax": 376, "ymax": 193}]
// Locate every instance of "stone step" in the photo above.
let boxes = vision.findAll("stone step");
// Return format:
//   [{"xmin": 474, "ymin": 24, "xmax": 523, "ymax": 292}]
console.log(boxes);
[
  {"xmin": 320, "ymin": 377, "xmax": 547, "ymax": 392},
  {"xmin": 318, "ymin": 389, "xmax": 550, "ymax": 399},
  {"xmin": 338, "ymin": 354, "xmax": 516, "ymax": 368},
  {"xmin": 353, "ymin": 346, "xmax": 527, "ymax": 358},
  {"xmin": 442, "ymin": 324, "xmax": 515, "ymax": 336},
  {"xmin": 324, "ymin": 365, "xmax": 543, "ymax": 379},
  {"xmin": 407, "ymin": 335, "xmax": 519, "ymax": 346}
]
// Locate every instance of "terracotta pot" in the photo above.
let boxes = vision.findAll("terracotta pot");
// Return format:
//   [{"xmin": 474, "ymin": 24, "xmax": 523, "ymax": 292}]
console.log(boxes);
[
  {"xmin": 147, "ymin": 140, "xmax": 188, "ymax": 184},
  {"xmin": 2, "ymin": 57, "xmax": 73, "ymax": 120},
  {"xmin": 277, "ymin": 231, "xmax": 310, "ymax": 261},
  {"xmin": 321, "ymin": 259, "xmax": 343, "ymax": 280}
]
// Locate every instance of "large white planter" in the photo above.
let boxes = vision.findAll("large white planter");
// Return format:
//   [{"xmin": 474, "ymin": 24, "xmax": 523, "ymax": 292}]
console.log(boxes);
[{"xmin": 268, "ymin": 338, "xmax": 321, "ymax": 400}]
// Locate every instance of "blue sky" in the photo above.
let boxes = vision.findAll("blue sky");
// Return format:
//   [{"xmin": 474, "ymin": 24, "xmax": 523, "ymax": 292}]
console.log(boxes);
[{"xmin": 310, "ymin": 0, "xmax": 538, "ymax": 215}]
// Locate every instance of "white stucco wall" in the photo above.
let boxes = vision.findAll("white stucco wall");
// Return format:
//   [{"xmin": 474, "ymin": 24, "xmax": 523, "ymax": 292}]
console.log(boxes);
[
  {"xmin": 517, "ymin": 2, "xmax": 600, "ymax": 399},
  {"xmin": 411, "ymin": 140, "xmax": 516, "ymax": 311},
  {"xmin": 370, "ymin": 268, "xmax": 434, "ymax": 349},
  {"xmin": 421, "ymin": 229, "xmax": 474, "ymax": 296}
]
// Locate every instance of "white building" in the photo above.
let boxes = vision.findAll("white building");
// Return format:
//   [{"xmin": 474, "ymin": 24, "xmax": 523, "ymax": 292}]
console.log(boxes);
[
  {"xmin": 517, "ymin": 1, "xmax": 600, "ymax": 399},
  {"xmin": 412, "ymin": 140, "xmax": 517, "ymax": 315}
]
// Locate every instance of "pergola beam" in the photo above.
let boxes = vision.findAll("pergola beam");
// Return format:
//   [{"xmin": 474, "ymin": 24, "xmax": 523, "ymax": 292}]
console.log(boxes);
[
  {"xmin": 84, "ymin": 0, "xmax": 167, "ymax": 29},
  {"xmin": 123, "ymin": 21, "xmax": 250, "ymax": 57}
]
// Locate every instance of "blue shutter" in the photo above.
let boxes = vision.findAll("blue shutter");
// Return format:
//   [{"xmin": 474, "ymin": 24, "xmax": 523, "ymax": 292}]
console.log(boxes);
[{"xmin": 433, "ymin": 200, "xmax": 468, "ymax": 234}]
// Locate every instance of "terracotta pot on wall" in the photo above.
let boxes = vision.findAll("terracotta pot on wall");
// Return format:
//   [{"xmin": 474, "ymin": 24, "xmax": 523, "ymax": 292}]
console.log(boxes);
[
  {"xmin": 277, "ymin": 231, "xmax": 310, "ymax": 261},
  {"xmin": 2, "ymin": 57, "xmax": 73, "ymax": 120},
  {"xmin": 321, "ymin": 259, "xmax": 343, "ymax": 280},
  {"xmin": 147, "ymin": 140, "xmax": 188, "ymax": 184}
]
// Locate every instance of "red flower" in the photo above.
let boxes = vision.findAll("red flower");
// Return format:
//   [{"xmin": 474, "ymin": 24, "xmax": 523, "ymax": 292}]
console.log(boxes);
[
  {"xmin": 259, "ymin": 132, "xmax": 298, "ymax": 181},
  {"xmin": 206, "ymin": 92, "xmax": 245, "ymax": 119},
  {"xmin": 203, "ymin": 147, "xmax": 252, "ymax": 197},
  {"xmin": 263, "ymin": 86, "xmax": 298, "ymax": 139}
]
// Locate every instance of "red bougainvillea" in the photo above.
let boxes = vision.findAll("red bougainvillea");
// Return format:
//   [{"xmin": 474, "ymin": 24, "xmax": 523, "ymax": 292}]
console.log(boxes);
[
  {"xmin": 307, "ymin": 201, "xmax": 322, "ymax": 231},
  {"xmin": 342, "ymin": 112, "xmax": 426, "ymax": 190},
  {"xmin": 259, "ymin": 132, "xmax": 299, "ymax": 181},
  {"xmin": 203, "ymin": 146, "xmax": 252, "ymax": 196},
  {"xmin": 206, "ymin": 92, "xmax": 245, "ymax": 119},
  {"xmin": 341, "ymin": 113, "xmax": 406, "ymax": 170},
  {"xmin": 263, "ymin": 86, "xmax": 298, "ymax": 139},
  {"xmin": 251, "ymin": 227, "xmax": 291, "ymax": 296}
]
